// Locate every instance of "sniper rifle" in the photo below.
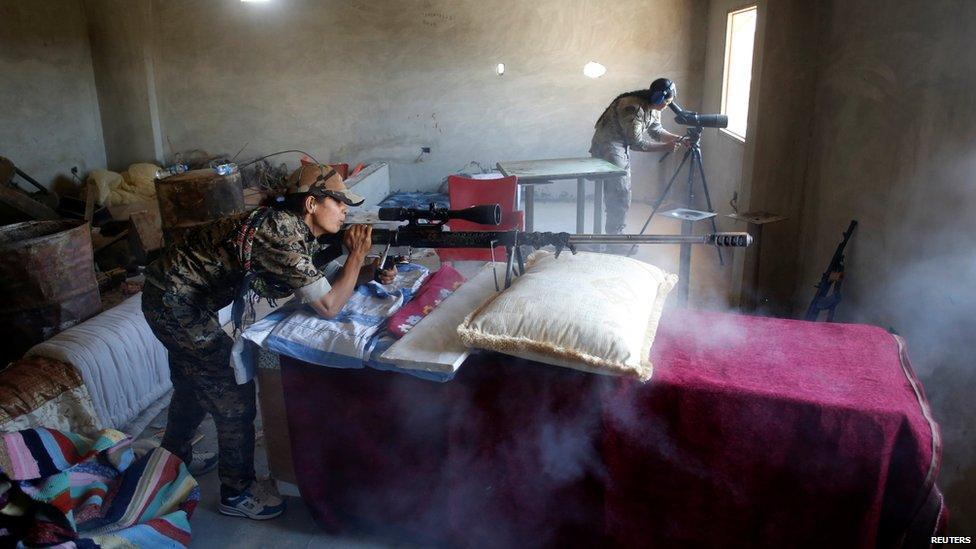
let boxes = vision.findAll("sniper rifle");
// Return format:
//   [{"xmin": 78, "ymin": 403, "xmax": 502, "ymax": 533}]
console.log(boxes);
[{"xmin": 316, "ymin": 204, "xmax": 753, "ymax": 289}]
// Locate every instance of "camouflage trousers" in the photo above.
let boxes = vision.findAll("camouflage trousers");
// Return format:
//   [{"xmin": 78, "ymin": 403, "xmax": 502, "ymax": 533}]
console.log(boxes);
[
  {"xmin": 591, "ymin": 144, "xmax": 632, "ymax": 235},
  {"xmin": 142, "ymin": 284, "xmax": 255, "ymax": 496}
]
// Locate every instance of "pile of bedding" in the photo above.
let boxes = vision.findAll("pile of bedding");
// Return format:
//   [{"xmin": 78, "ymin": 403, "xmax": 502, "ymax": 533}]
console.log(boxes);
[{"xmin": 0, "ymin": 427, "xmax": 198, "ymax": 547}]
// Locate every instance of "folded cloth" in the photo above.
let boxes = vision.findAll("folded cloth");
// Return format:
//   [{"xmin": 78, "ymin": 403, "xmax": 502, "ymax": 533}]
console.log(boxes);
[
  {"xmin": 236, "ymin": 263, "xmax": 429, "ymax": 380},
  {"xmin": 0, "ymin": 427, "xmax": 199, "ymax": 547}
]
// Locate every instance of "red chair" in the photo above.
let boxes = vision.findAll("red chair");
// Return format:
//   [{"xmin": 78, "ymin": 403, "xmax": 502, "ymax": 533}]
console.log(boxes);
[
  {"xmin": 329, "ymin": 163, "xmax": 349, "ymax": 180},
  {"xmin": 437, "ymin": 175, "xmax": 524, "ymax": 261}
]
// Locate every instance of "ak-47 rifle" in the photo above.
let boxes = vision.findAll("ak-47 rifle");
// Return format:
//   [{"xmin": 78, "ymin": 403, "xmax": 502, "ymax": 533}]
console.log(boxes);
[
  {"xmin": 316, "ymin": 204, "xmax": 753, "ymax": 289},
  {"xmin": 803, "ymin": 219, "xmax": 858, "ymax": 322}
]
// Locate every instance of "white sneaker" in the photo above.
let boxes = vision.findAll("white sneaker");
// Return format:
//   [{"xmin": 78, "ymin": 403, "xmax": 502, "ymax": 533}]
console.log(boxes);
[
  {"xmin": 187, "ymin": 451, "xmax": 218, "ymax": 476},
  {"xmin": 218, "ymin": 480, "xmax": 285, "ymax": 520}
]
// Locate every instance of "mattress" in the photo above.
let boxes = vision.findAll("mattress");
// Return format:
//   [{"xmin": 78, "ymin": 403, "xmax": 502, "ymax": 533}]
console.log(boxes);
[{"xmin": 26, "ymin": 293, "xmax": 171, "ymax": 432}]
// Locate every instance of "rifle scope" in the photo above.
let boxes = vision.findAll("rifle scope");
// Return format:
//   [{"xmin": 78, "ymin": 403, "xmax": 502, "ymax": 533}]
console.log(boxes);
[{"xmin": 378, "ymin": 203, "xmax": 501, "ymax": 226}]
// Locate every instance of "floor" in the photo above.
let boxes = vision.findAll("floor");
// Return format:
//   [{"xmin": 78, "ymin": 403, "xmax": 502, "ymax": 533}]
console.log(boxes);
[{"xmin": 154, "ymin": 199, "xmax": 737, "ymax": 547}]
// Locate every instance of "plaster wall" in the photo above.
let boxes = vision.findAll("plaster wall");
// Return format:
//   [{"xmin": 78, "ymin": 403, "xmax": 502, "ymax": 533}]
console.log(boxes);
[
  {"xmin": 794, "ymin": 0, "xmax": 976, "ymax": 532},
  {"xmin": 0, "ymin": 0, "xmax": 106, "ymax": 191},
  {"xmin": 126, "ymin": 0, "xmax": 707, "ymax": 195},
  {"xmin": 85, "ymin": 0, "xmax": 164, "ymax": 169},
  {"xmin": 672, "ymin": 0, "xmax": 751, "ymax": 309},
  {"xmin": 734, "ymin": 0, "xmax": 820, "ymax": 315}
]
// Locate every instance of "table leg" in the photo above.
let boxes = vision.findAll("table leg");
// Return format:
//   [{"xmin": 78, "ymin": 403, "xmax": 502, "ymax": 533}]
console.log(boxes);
[
  {"xmin": 593, "ymin": 179, "xmax": 604, "ymax": 235},
  {"xmin": 576, "ymin": 178, "xmax": 585, "ymax": 234},
  {"xmin": 677, "ymin": 219, "xmax": 692, "ymax": 306},
  {"xmin": 525, "ymin": 185, "xmax": 535, "ymax": 232}
]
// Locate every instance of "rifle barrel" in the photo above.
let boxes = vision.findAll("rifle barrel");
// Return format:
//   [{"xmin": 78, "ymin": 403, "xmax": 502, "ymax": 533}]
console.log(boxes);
[
  {"xmin": 322, "ymin": 229, "xmax": 752, "ymax": 248},
  {"xmin": 567, "ymin": 232, "xmax": 752, "ymax": 247}
]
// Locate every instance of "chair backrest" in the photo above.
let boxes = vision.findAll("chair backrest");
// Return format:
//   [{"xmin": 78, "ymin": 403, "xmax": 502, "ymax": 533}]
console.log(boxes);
[
  {"xmin": 447, "ymin": 175, "xmax": 518, "ymax": 216},
  {"xmin": 438, "ymin": 175, "xmax": 522, "ymax": 261}
]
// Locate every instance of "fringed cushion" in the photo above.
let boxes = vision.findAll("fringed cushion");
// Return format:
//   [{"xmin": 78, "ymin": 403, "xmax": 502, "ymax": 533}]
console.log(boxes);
[{"xmin": 457, "ymin": 251, "xmax": 677, "ymax": 381}]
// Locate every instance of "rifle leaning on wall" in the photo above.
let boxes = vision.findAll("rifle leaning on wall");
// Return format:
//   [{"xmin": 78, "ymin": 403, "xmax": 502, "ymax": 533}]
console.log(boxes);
[
  {"xmin": 803, "ymin": 219, "xmax": 858, "ymax": 322},
  {"xmin": 316, "ymin": 204, "xmax": 753, "ymax": 289}
]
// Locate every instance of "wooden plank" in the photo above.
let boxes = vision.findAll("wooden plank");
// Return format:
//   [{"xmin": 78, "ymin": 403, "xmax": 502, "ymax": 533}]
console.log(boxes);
[
  {"xmin": 83, "ymin": 181, "xmax": 95, "ymax": 223},
  {"xmin": 0, "ymin": 185, "xmax": 59, "ymax": 220},
  {"xmin": 128, "ymin": 210, "xmax": 164, "ymax": 260},
  {"xmin": 496, "ymin": 157, "xmax": 627, "ymax": 182},
  {"xmin": 379, "ymin": 262, "xmax": 503, "ymax": 376}
]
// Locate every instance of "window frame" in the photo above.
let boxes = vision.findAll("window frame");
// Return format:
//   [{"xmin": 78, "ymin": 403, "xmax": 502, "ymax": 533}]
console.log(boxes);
[{"xmin": 720, "ymin": 4, "xmax": 758, "ymax": 143}]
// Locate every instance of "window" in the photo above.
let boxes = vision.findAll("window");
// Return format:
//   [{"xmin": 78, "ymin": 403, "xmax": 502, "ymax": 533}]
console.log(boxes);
[{"xmin": 721, "ymin": 5, "xmax": 757, "ymax": 141}]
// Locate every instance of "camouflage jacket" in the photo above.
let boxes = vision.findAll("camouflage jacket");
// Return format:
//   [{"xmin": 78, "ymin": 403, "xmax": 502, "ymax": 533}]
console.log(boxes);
[
  {"xmin": 145, "ymin": 209, "xmax": 324, "ymax": 313},
  {"xmin": 590, "ymin": 94, "xmax": 665, "ymax": 156}
]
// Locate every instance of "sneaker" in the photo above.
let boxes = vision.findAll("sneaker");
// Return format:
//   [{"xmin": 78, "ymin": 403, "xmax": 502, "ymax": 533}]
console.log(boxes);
[
  {"xmin": 187, "ymin": 451, "xmax": 218, "ymax": 476},
  {"xmin": 218, "ymin": 480, "xmax": 286, "ymax": 520}
]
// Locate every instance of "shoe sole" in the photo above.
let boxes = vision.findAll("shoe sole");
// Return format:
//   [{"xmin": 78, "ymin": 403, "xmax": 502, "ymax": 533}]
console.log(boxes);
[{"xmin": 218, "ymin": 503, "xmax": 284, "ymax": 520}]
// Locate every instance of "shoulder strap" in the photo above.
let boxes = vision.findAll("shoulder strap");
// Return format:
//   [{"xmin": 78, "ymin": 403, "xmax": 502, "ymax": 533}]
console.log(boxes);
[{"xmin": 231, "ymin": 207, "xmax": 275, "ymax": 335}]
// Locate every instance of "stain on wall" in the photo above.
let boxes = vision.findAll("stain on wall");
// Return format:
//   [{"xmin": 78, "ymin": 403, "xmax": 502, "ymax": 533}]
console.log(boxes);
[{"xmin": 0, "ymin": 0, "xmax": 106, "ymax": 191}]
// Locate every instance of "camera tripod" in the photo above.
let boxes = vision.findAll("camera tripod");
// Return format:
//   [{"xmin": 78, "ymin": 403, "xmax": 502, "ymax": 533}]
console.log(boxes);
[{"xmin": 631, "ymin": 126, "xmax": 724, "ymax": 266}]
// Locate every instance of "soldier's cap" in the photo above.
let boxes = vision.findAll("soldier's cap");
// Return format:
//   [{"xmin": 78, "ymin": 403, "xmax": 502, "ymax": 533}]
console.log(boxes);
[{"xmin": 285, "ymin": 164, "xmax": 365, "ymax": 207}]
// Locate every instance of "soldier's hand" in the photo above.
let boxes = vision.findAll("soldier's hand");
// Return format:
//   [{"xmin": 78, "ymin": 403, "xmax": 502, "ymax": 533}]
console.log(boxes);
[
  {"xmin": 344, "ymin": 224, "xmax": 373, "ymax": 261},
  {"xmin": 372, "ymin": 258, "xmax": 398, "ymax": 284}
]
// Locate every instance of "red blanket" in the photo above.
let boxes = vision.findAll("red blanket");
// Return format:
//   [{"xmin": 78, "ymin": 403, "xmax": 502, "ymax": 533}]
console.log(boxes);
[{"xmin": 281, "ymin": 309, "xmax": 942, "ymax": 547}]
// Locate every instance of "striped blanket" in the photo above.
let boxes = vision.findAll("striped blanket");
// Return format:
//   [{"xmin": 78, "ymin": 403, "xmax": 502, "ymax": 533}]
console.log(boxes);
[{"xmin": 0, "ymin": 428, "xmax": 198, "ymax": 547}]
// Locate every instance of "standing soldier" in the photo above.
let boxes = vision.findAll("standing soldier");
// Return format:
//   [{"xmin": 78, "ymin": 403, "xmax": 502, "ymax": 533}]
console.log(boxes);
[
  {"xmin": 590, "ymin": 77, "xmax": 686, "ymax": 248},
  {"xmin": 142, "ymin": 164, "xmax": 395, "ymax": 520}
]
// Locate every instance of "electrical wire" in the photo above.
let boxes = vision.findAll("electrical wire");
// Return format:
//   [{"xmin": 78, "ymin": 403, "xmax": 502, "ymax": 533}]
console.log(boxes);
[{"xmin": 239, "ymin": 149, "xmax": 322, "ymax": 168}]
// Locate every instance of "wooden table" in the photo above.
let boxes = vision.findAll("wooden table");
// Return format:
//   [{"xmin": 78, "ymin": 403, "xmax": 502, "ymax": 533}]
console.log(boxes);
[{"xmin": 496, "ymin": 157, "xmax": 627, "ymax": 233}]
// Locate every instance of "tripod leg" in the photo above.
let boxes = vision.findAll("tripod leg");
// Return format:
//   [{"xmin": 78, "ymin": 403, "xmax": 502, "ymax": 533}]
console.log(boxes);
[
  {"xmin": 639, "ymin": 147, "xmax": 692, "ymax": 234},
  {"xmin": 693, "ymin": 149, "xmax": 724, "ymax": 266},
  {"xmin": 628, "ymin": 147, "xmax": 694, "ymax": 255}
]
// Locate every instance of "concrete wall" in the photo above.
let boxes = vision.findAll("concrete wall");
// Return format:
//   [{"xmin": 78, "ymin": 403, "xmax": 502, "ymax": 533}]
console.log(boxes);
[
  {"xmin": 85, "ymin": 0, "xmax": 164, "ymax": 169},
  {"xmin": 699, "ymin": 0, "xmax": 975, "ymax": 530},
  {"xmin": 733, "ymin": 0, "xmax": 821, "ymax": 315},
  {"xmin": 81, "ymin": 0, "xmax": 707, "ymax": 194},
  {"xmin": 790, "ymin": 0, "xmax": 976, "ymax": 532},
  {"xmin": 0, "ymin": 0, "xmax": 106, "ymax": 191},
  {"xmin": 673, "ymin": 0, "xmax": 751, "ymax": 309}
]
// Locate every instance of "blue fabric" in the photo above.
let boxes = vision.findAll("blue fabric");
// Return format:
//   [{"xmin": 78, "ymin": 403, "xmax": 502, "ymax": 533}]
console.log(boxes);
[{"xmin": 241, "ymin": 263, "xmax": 457, "ymax": 382}]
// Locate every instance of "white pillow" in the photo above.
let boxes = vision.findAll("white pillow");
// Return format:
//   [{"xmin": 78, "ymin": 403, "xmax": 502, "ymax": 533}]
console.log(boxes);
[{"xmin": 457, "ymin": 251, "xmax": 677, "ymax": 381}]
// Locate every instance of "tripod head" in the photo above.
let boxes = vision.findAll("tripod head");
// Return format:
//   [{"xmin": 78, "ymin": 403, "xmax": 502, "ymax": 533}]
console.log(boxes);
[{"xmin": 681, "ymin": 126, "xmax": 704, "ymax": 148}]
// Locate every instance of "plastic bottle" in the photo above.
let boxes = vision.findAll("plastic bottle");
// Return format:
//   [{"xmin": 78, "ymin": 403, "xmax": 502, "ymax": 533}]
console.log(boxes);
[{"xmin": 214, "ymin": 163, "xmax": 238, "ymax": 176}]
